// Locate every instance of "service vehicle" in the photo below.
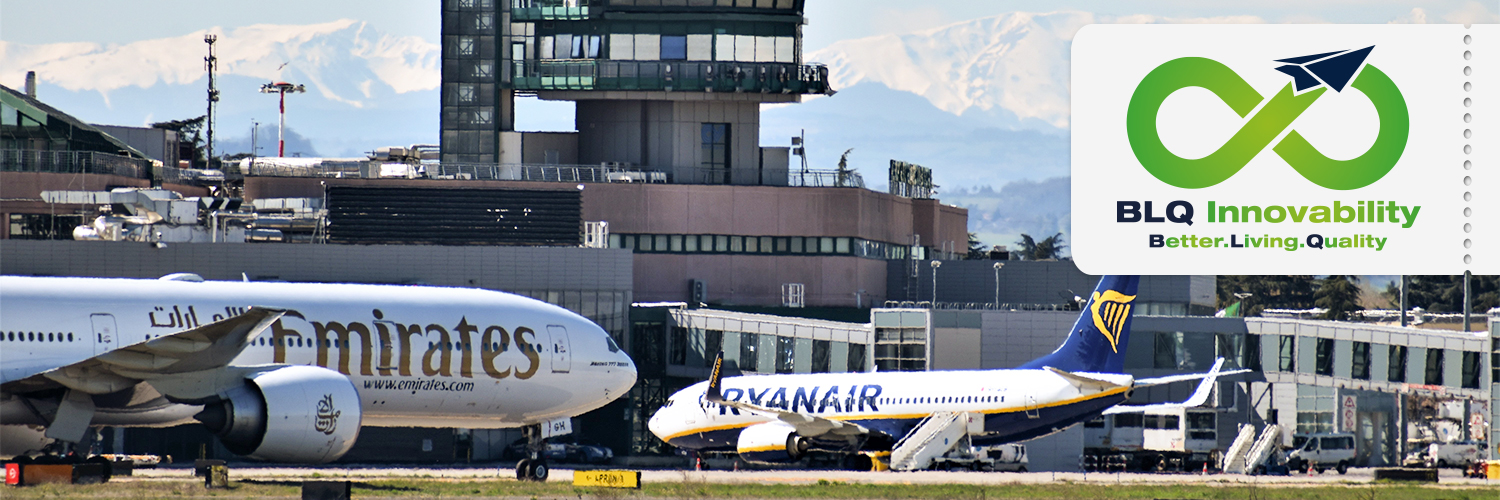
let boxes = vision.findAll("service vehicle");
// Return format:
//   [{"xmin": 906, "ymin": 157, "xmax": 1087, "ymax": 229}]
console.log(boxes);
[
  {"xmin": 1426, "ymin": 441, "xmax": 1488, "ymax": 468},
  {"xmin": 929, "ymin": 443, "xmax": 1028, "ymax": 471},
  {"xmin": 1082, "ymin": 407, "xmax": 1222, "ymax": 472},
  {"xmin": 1286, "ymin": 433, "xmax": 1356, "ymax": 474}
]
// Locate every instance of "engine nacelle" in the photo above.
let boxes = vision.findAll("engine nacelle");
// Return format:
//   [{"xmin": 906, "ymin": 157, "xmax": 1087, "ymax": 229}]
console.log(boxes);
[
  {"xmin": 736, "ymin": 422, "xmax": 807, "ymax": 464},
  {"xmin": 195, "ymin": 365, "xmax": 361, "ymax": 463}
]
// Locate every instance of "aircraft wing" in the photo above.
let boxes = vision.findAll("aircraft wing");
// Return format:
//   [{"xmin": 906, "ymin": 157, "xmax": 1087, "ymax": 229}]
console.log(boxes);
[
  {"xmin": 0, "ymin": 308, "xmax": 286, "ymax": 395},
  {"xmin": 1102, "ymin": 357, "xmax": 1226, "ymax": 415},
  {"xmin": 702, "ymin": 352, "xmax": 869, "ymax": 439}
]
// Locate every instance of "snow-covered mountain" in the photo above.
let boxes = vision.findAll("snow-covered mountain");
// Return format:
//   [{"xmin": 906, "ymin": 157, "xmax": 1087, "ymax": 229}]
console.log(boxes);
[
  {"xmin": 0, "ymin": 20, "xmax": 440, "ymax": 156},
  {"xmin": 769, "ymin": 11, "xmax": 1265, "ymax": 249}
]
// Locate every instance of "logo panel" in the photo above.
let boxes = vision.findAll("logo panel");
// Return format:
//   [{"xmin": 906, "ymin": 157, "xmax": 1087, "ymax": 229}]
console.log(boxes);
[{"xmin": 1090, "ymin": 290, "xmax": 1136, "ymax": 353}]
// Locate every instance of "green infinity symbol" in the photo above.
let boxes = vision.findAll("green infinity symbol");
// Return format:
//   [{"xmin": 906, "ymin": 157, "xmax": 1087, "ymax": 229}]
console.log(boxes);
[{"xmin": 1126, "ymin": 57, "xmax": 1409, "ymax": 190}]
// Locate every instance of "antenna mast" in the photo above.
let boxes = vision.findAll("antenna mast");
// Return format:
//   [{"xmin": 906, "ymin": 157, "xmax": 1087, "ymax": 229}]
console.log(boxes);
[{"xmin": 205, "ymin": 34, "xmax": 219, "ymax": 168}]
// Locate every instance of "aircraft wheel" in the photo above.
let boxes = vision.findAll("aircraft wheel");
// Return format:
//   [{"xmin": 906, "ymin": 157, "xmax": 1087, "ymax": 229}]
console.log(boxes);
[
  {"xmin": 530, "ymin": 461, "xmax": 549, "ymax": 481},
  {"xmin": 515, "ymin": 459, "xmax": 531, "ymax": 480}
]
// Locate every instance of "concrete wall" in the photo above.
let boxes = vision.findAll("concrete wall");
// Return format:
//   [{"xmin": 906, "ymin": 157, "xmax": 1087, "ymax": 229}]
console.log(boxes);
[
  {"xmin": 633, "ymin": 253, "xmax": 887, "ymax": 306},
  {"xmin": 575, "ymin": 99, "xmax": 760, "ymax": 184},
  {"xmin": 521, "ymin": 132, "xmax": 579, "ymax": 165},
  {"xmin": 889, "ymin": 259, "xmax": 1213, "ymax": 313},
  {"xmin": 93, "ymin": 125, "xmax": 178, "ymax": 166},
  {"xmin": 581, "ymin": 183, "xmax": 943, "ymax": 245}
]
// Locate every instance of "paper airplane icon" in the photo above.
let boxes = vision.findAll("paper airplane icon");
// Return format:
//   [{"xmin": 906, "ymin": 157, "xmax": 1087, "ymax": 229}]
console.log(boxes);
[{"xmin": 1273, "ymin": 46, "xmax": 1375, "ymax": 93}]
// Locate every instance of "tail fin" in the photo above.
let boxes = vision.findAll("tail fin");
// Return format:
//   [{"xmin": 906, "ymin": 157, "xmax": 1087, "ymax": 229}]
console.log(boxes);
[
  {"xmin": 1018, "ymin": 275, "xmax": 1140, "ymax": 374},
  {"xmin": 704, "ymin": 351, "xmax": 726, "ymax": 403}
]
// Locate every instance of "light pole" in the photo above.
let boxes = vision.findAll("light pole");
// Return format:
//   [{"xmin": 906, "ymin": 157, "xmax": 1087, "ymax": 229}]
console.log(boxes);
[
  {"xmin": 992, "ymin": 262, "xmax": 1005, "ymax": 307},
  {"xmin": 259, "ymin": 81, "xmax": 306, "ymax": 157},
  {"xmin": 929, "ymin": 260, "xmax": 941, "ymax": 305}
]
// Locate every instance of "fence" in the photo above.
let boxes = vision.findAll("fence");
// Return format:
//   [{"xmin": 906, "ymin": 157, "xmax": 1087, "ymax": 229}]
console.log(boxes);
[
  {"xmin": 512, "ymin": 60, "xmax": 831, "ymax": 95},
  {"xmin": 0, "ymin": 149, "xmax": 151, "ymax": 179}
]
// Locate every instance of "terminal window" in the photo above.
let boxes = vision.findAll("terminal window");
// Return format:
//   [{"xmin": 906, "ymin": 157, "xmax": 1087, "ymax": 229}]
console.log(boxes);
[
  {"xmin": 1278, "ymin": 335, "xmax": 1295, "ymax": 372},
  {"xmin": 1388, "ymin": 345, "xmax": 1408, "ymax": 382},
  {"xmin": 1315, "ymin": 338, "xmax": 1334, "ymax": 376},
  {"xmin": 1351, "ymin": 341, "xmax": 1371, "ymax": 380},
  {"xmin": 703, "ymin": 330, "xmax": 722, "ymax": 368},
  {"xmin": 739, "ymin": 332, "xmax": 759, "ymax": 372},
  {"xmin": 775, "ymin": 336, "xmax": 795, "ymax": 374},
  {"xmin": 1461, "ymin": 352, "xmax": 1481, "ymax": 389},
  {"xmin": 701, "ymin": 123, "xmax": 730, "ymax": 184},
  {"xmin": 812, "ymin": 340, "xmax": 831, "ymax": 373},
  {"xmin": 847, "ymin": 344, "xmax": 867, "ymax": 372},
  {"xmin": 1424, "ymin": 349, "xmax": 1444, "ymax": 386}
]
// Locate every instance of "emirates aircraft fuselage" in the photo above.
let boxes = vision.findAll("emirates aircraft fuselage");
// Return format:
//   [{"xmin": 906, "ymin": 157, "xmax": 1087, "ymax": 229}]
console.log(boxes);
[{"xmin": 0, "ymin": 276, "xmax": 637, "ymax": 429}]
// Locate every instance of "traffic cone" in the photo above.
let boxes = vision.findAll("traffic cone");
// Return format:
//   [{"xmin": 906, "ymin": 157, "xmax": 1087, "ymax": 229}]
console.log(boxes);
[{"xmin": 1201, "ymin": 462, "xmax": 1208, "ymax": 475}]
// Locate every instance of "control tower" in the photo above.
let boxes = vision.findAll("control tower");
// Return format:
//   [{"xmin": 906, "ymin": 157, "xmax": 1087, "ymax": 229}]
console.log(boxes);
[{"xmin": 441, "ymin": 0, "xmax": 830, "ymax": 185}]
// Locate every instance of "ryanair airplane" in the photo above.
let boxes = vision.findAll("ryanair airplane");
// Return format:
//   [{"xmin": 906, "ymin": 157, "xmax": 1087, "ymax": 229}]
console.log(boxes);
[{"xmin": 647, "ymin": 275, "xmax": 1239, "ymax": 466}]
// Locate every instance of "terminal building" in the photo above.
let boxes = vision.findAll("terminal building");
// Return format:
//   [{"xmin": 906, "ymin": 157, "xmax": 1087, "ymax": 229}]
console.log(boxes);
[{"xmin": 4, "ymin": 3, "xmax": 1495, "ymax": 471}]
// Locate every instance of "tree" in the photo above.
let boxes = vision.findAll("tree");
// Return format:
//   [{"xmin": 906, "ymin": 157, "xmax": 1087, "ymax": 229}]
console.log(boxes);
[
  {"xmin": 1382, "ymin": 275, "xmax": 1500, "ymax": 313},
  {"xmin": 1216, "ymin": 276, "xmax": 1317, "ymax": 316},
  {"xmin": 966, "ymin": 232, "xmax": 987, "ymax": 259},
  {"xmin": 151, "ymin": 115, "xmax": 207, "ymax": 167},
  {"xmin": 1014, "ymin": 233, "xmax": 1066, "ymax": 260},
  {"xmin": 1314, "ymin": 275, "xmax": 1363, "ymax": 320}
]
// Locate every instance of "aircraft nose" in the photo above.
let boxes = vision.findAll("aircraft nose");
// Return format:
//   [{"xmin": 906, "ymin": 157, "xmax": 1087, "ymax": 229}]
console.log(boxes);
[{"xmin": 646, "ymin": 408, "xmax": 664, "ymax": 438}]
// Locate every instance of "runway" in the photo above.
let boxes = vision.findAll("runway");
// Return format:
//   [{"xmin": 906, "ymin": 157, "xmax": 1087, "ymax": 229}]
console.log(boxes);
[{"xmin": 123, "ymin": 465, "xmax": 1497, "ymax": 486}]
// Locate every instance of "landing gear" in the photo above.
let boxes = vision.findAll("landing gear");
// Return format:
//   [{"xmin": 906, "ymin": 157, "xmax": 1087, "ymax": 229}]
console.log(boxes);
[{"xmin": 514, "ymin": 424, "xmax": 550, "ymax": 482}]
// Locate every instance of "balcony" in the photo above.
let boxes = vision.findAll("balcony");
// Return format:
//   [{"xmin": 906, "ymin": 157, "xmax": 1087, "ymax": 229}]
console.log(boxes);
[
  {"xmin": 1, "ymin": 149, "xmax": 151, "ymax": 179},
  {"xmin": 510, "ymin": 0, "xmax": 595, "ymax": 20},
  {"xmin": 510, "ymin": 60, "xmax": 831, "ymax": 95}
]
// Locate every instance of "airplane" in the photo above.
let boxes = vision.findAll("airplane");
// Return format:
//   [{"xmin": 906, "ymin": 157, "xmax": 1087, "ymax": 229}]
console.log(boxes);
[
  {"xmin": 0, "ymin": 274, "xmax": 636, "ymax": 481},
  {"xmin": 647, "ymin": 275, "xmax": 1244, "ymax": 468}
]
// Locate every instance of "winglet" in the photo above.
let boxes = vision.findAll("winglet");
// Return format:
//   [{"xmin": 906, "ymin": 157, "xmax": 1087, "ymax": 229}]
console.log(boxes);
[
  {"xmin": 1102, "ymin": 357, "xmax": 1228, "ymax": 415},
  {"xmin": 1178, "ymin": 357, "xmax": 1226, "ymax": 408},
  {"xmin": 705, "ymin": 350, "xmax": 726, "ymax": 403}
]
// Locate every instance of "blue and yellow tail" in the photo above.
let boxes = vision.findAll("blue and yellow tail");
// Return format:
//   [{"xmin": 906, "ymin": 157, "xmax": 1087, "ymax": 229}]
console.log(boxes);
[{"xmin": 1018, "ymin": 275, "xmax": 1140, "ymax": 374}]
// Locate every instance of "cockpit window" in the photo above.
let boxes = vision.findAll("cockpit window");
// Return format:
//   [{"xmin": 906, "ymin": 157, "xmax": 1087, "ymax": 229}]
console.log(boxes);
[{"xmin": 605, "ymin": 335, "xmax": 621, "ymax": 353}]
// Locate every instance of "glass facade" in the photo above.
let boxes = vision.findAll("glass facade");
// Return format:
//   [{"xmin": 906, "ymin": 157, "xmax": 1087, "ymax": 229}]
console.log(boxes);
[{"xmin": 610, "ymin": 233, "xmax": 915, "ymax": 260}]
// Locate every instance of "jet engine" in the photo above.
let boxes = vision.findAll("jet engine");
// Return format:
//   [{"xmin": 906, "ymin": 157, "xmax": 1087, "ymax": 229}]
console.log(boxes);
[
  {"xmin": 736, "ymin": 422, "xmax": 808, "ymax": 463},
  {"xmin": 194, "ymin": 365, "xmax": 361, "ymax": 464}
]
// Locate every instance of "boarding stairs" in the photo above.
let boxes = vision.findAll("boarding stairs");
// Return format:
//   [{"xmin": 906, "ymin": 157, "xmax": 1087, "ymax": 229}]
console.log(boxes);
[
  {"xmin": 1219, "ymin": 424, "xmax": 1257, "ymax": 473},
  {"xmin": 889, "ymin": 412, "xmax": 977, "ymax": 471},
  {"xmin": 1237, "ymin": 424, "xmax": 1283, "ymax": 474}
]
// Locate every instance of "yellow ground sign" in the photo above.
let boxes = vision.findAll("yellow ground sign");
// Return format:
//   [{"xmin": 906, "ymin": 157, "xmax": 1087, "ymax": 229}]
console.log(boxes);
[{"xmin": 572, "ymin": 470, "xmax": 641, "ymax": 489}]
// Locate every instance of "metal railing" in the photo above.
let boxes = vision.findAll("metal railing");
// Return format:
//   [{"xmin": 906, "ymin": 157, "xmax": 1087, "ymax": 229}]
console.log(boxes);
[
  {"xmin": 790, "ymin": 169, "xmax": 864, "ymax": 188},
  {"xmin": 431, "ymin": 163, "xmax": 667, "ymax": 183},
  {"xmin": 512, "ymin": 60, "xmax": 832, "ymax": 95},
  {"xmin": 1, "ymin": 149, "xmax": 151, "ymax": 179},
  {"xmin": 510, "ymin": 0, "xmax": 596, "ymax": 20},
  {"xmin": 882, "ymin": 301, "xmax": 1081, "ymax": 312}
]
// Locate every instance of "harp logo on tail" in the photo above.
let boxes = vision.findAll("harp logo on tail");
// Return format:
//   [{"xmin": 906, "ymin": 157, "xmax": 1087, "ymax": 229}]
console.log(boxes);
[{"xmin": 1090, "ymin": 290, "xmax": 1136, "ymax": 353}]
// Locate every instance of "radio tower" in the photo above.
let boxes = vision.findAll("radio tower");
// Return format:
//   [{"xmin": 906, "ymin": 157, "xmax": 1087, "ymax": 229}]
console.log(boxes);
[{"xmin": 204, "ymin": 34, "xmax": 220, "ymax": 169}]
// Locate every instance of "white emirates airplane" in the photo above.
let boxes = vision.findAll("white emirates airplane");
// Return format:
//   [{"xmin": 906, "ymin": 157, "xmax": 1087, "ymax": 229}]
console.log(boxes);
[
  {"xmin": 648, "ymin": 275, "xmax": 1242, "ymax": 468},
  {"xmin": 0, "ymin": 274, "xmax": 635, "ymax": 480}
]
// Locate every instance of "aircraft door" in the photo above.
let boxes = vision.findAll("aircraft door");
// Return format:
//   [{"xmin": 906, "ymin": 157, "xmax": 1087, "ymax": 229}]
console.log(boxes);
[
  {"xmin": 91, "ymin": 313, "xmax": 117, "ymax": 355},
  {"xmin": 547, "ymin": 325, "xmax": 571, "ymax": 373},
  {"xmin": 1025, "ymin": 394, "xmax": 1040, "ymax": 419}
]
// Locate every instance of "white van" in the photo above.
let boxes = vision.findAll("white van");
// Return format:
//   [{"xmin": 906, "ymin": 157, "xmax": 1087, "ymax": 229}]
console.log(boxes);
[
  {"xmin": 1426, "ymin": 441, "xmax": 1489, "ymax": 468},
  {"xmin": 1286, "ymin": 433, "xmax": 1357, "ymax": 474}
]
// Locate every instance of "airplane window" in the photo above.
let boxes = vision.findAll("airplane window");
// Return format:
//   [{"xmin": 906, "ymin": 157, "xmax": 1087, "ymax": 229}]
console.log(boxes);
[
  {"xmin": 67, "ymin": 333, "xmax": 73, "ymax": 342},
  {"xmin": 47, "ymin": 333, "xmax": 53, "ymax": 342},
  {"xmin": 492, "ymin": 342, "xmax": 500, "ymax": 352}
]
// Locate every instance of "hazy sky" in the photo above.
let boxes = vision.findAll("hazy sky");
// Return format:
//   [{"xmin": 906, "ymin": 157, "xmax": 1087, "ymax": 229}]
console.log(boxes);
[{"xmin": 4, "ymin": 0, "xmax": 1494, "ymax": 49}]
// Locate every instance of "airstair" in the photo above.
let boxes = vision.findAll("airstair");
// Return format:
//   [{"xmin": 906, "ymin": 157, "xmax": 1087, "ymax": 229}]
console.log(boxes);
[
  {"xmin": 1237, "ymin": 424, "xmax": 1283, "ymax": 474},
  {"xmin": 889, "ymin": 412, "xmax": 977, "ymax": 471},
  {"xmin": 1219, "ymin": 424, "xmax": 1257, "ymax": 473}
]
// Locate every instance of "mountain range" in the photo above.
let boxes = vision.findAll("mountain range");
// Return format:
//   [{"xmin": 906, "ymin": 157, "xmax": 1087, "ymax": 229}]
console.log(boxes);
[{"xmin": 1, "ymin": 11, "xmax": 1276, "ymax": 249}]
